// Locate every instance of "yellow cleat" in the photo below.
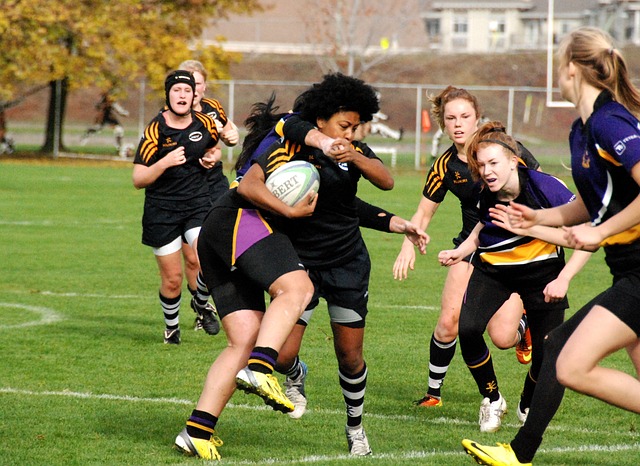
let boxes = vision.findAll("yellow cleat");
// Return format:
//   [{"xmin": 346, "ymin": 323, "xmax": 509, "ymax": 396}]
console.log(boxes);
[
  {"xmin": 174, "ymin": 428, "xmax": 223, "ymax": 460},
  {"xmin": 236, "ymin": 367, "xmax": 294, "ymax": 413},
  {"xmin": 462, "ymin": 439, "xmax": 531, "ymax": 466}
]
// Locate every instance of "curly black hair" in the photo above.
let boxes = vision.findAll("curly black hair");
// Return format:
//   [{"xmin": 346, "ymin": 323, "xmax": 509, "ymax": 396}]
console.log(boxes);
[{"xmin": 292, "ymin": 73, "xmax": 380, "ymax": 124}]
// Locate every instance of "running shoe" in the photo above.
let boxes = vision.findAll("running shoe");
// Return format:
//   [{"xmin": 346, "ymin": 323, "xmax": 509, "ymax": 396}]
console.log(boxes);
[
  {"xmin": 515, "ymin": 314, "xmax": 532, "ymax": 365},
  {"xmin": 235, "ymin": 367, "xmax": 294, "ymax": 413},
  {"xmin": 516, "ymin": 401, "xmax": 529, "ymax": 424},
  {"xmin": 174, "ymin": 427, "xmax": 223, "ymax": 460},
  {"xmin": 163, "ymin": 328, "xmax": 181, "ymax": 345},
  {"xmin": 479, "ymin": 393, "xmax": 507, "ymax": 433},
  {"xmin": 345, "ymin": 425, "xmax": 372, "ymax": 456},
  {"xmin": 414, "ymin": 394, "xmax": 443, "ymax": 407},
  {"xmin": 191, "ymin": 298, "xmax": 220, "ymax": 335},
  {"xmin": 462, "ymin": 439, "xmax": 531, "ymax": 466},
  {"xmin": 284, "ymin": 361, "xmax": 308, "ymax": 419}
]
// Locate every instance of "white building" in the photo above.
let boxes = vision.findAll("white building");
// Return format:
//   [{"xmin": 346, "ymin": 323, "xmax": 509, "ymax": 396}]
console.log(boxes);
[
  {"xmin": 206, "ymin": 0, "xmax": 640, "ymax": 55},
  {"xmin": 421, "ymin": 0, "xmax": 640, "ymax": 53}
]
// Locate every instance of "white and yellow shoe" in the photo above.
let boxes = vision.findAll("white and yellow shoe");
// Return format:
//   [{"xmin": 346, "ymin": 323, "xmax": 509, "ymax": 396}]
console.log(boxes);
[
  {"xmin": 174, "ymin": 427, "xmax": 223, "ymax": 460},
  {"xmin": 236, "ymin": 367, "xmax": 294, "ymax": 413},
  {"xmin": 462, "ymin": 439, "xmax": 531, "ymax": 466}
]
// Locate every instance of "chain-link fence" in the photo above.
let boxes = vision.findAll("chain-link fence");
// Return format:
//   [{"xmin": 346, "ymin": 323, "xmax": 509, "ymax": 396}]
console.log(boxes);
[{"xmin": 4, "ymin": 79, "xmax": 576, "ymax": 168}]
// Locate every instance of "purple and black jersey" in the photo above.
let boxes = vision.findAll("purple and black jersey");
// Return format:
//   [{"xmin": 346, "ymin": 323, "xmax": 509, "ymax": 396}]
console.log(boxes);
[
  {"xmin": 570, "ymin": 91, "xmax": 640, "ymax": 250},
  {"xmin": 474, "ymin": 167, "xmax": 575, "ymax": 274},
  {"xmin": 424, "ymin": 143, "xmax": 540, "ymax": 247}
]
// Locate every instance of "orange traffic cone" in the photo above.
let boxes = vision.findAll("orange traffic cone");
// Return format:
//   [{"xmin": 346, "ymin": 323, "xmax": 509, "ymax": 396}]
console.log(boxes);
[{"xmin": 421, "ymin": 109, "xmax": 431, "ymax": 133}]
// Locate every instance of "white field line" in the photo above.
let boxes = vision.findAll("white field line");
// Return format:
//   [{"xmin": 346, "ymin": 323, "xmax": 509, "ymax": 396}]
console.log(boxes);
[
  {"xmin": 0, "ymin": 302, "xmax": 63, "ymax": 328},
  {"xmin": 0, "ymin": 386, "xmax": 637, "ymax": 439},
  {"xmin": 1, "ymin": 387, "xmax": 639, "ymax": 464},
  {"xmin": 1, "ymin": 291, "xmax": 438, "ymax": 311}
]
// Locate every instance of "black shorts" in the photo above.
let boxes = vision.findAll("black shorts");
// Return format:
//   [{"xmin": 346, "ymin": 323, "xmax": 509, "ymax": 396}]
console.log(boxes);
[
  {"xmin": 306, "ymin": 242, "xmax": 371, "ymax": 328},
  {"xmin": 595, "ymin": 273, "xmax": 640, "ymax": 336},
  {"xmin": 141, "ymin": 197, "xmax": 209, "ymax": 248},
  {"xmin": 464, "ymin": 266, "xmax": 568, "ymax": 317},
  {"xmin": 207, "ymin": 164, "xmax": 230, "ymax": 202},
  {"xmin": 198, "ymin": 206, "xmax": 304, "ymax": 318}
]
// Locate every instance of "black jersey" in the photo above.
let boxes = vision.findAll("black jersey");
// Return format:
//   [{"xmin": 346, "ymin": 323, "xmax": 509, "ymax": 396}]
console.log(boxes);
[
  {"xmin": 424, "ymin": 143, "xmax": 540, "ymax": 246},
  {"xmin": 134, "ymin": 110, "xmax": 219, "ymax": 202},
  {"xmin": 254, "ymin": 139, "xmax": 379, "ymax": 268},
  {"xmin": 200, "ymin": 98, "xmax": 229, "ymax": 126}
]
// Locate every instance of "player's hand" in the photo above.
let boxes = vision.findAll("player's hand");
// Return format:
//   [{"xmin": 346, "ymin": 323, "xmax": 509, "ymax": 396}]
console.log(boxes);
[
  {"xmin": 200, "ymin": 146, "xmax": 221, "ymax": 169},
  {"xmin": 438, "ymin": 249, "xmax": 462, "ymax": 267},
  {"xmin": 543, "ymin": 277, "xmax": 569, "ymax": 303},
  {"xmin": 562, "ymin": 224, "xmax": 601, "ymax": 251},
  {"xmin": 287, "ymin": 192, "xmax": 318, "ymax": 218},
  {"xmin": 221, "ymin": 122, "xmax": 239, "ymax": 146},
  {"xmin": 165, "ymin": 146, "xmax": 187, "ymax": 167},
  {"xmin": 393, "ymin": 242, "xmax": 417, "ymax": 281},
  {"xmin": 489, "ymin": 205, "xmax": 530, "ymax": 236}
]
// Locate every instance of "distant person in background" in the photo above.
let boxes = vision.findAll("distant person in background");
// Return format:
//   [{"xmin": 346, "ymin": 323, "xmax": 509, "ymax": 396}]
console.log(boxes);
[
  {"xmin": 81, "ymin": 90, "xmax": 129, "ymax": 153},
  {"xmin": 176, "ymin": 60, "xmax": 239, "ymax": 334},
  {"xmin": 132, "ymin": 70, "xmax": 220, "ymax": 345},
  {"xmin": 369, "ymin": 110, "xmax": 403, "ymax": 140},
  {"xmin": 0, "ymin": 109, "xmax": 15, "ymax": 155}
]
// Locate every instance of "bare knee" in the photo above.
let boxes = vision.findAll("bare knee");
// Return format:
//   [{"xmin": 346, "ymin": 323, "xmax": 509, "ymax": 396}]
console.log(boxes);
[{"xmin": 434, "ymin": 311, "xmax": 459, "ymax": 341}]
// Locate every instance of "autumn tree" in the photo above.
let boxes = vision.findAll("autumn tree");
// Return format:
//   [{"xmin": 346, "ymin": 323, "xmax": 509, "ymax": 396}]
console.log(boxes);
[
  {"xmin": 296, "ymin": 0, "xmax": 420, "ymax": 77},
  {"xmin": 0, "ymin": 0, "xmax": 260, "ymax": 154}
]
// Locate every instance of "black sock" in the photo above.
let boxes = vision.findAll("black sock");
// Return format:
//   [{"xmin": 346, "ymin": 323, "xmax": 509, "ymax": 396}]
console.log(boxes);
[
  {"xmin": 248, "ymin": 346, "xmax": 278, "ymax": 374},
  {"xmin": 186, "ymin": 409, "xmax": 218, "ymax": 439},
  {"xmin": 466, "ymin": 348, "xmax": 500, "ymax": 402}
]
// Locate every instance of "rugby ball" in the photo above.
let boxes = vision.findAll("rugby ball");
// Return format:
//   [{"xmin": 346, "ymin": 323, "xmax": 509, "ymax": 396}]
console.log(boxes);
[{"xmin": 265, "ymin": 161, "xmax": 320, "ymax": 207}]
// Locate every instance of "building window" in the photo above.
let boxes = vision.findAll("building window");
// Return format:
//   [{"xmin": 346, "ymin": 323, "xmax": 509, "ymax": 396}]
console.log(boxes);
[
  {"xmin": 489, "ymin": 20, "xmax": 505, "ymax": 34},
  {"xmin": 426, "ymin": 18, "xmax": 440, "ymax": 38},
  {"xmin": 453, "ymin": 16, "xmax": 468, "ymax": 34}
]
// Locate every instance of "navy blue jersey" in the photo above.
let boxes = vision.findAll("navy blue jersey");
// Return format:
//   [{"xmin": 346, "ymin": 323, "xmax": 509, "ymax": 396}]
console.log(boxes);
[
  {"xmin": 570, "ymin": 91, "xmax": 640, "ymax": 272},
  {"xmin": 474, "ymin": 167, "xmax": 575, "ymax": 275},
  {"xmin": 425, "ymin": 143, "xmax": 540, "ymax": 246},
  {"xmin": 134, "ymin": 110, "xmax": 219, "ymax": 202},
  {"xmin": 254, "ymin": 139, "xmax": 380, "ymax": 268}
]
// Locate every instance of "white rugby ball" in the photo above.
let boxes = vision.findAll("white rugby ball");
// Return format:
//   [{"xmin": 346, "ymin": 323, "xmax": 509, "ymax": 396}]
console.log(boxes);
[{"xmin": 265, "ymin": 161, "xmax": 320, "ymax": 207}]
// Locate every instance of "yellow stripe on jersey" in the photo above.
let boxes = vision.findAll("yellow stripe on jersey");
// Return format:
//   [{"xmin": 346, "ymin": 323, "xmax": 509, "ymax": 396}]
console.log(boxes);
[
  {"xmin": 265, "ymin": 141, "xmax": 301, "ymax": 175},
  {"xmin": 424, "ymin": 152, "xmax": 452, "ymax": 198},
  {"xmin": 601, "ymin": 224, "xmax": 640, "ymax": 247},
  {"xmin": 275, "ymin": 117, "xmax": 287, "ymax": 138},
  {"xmin": 479, "ymin": 238, "xmax": 560, "ymax": 266},
  {"xmin": 194, "ymin": 112, "xmax": 219, "ymax": 138},
  {"xmin": 596, "ymin": 143, "xmax": 623, "ymax": 167},
  {"xmin": 139, "ymin": 121, "xmax": 160, "ymax": 164}
]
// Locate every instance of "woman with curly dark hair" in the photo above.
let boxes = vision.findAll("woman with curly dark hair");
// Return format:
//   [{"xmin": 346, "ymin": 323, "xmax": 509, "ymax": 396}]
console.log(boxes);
[{"xmin": 239, "ymin": 72, "xmax": 416, "ymax": 456}]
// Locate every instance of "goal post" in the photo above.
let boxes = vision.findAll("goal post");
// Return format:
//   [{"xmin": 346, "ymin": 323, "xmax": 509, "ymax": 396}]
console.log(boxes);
[{"xmin": 546, "ymin": 0, "xmax": 574, "ymax": 108}]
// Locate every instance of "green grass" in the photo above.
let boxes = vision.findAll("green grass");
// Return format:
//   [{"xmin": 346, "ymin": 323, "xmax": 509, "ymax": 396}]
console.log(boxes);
[{"xmin": 1, "ymin": 158, "xmax": 639, "ymax": 465}]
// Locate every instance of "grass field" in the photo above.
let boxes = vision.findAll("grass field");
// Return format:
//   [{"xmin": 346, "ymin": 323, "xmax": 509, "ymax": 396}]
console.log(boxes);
[{"xmin": 1, "ymin": 157, "xmax": 639, "ymax": 465}]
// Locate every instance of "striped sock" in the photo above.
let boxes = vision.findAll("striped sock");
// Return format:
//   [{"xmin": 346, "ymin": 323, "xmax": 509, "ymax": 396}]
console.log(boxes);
[
  {"xmin": 186, "ymin": 409, "xmax": 218, "ymax": 439},
  {"xmin": 339, "ymin": 362, "xmax": 368, "ymax": 428},
  {"xmin": 160, "ymin": 292, "xmax": 180, "ymax": 330},
  {"xmin": 248, "ymin": 346, "xmax": 278, "ymax": 374}
]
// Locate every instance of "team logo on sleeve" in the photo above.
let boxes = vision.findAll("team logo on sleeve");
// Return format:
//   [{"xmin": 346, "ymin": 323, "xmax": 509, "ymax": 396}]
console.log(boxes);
[
  {"xmin": 189, "ymin": 131, "xmax": 204, "ymax": 142},
  {"xmin": 614, "ymin": 140, "xmax": 626, "ymax": 155}
]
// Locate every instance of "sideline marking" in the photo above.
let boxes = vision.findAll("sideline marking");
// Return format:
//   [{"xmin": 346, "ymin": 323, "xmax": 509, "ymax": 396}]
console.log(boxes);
[
  {"xmin": 1, "ymin": 289, "xmax": 439, "ymax": 310},
  {"xmin": 0, "ymin": 302, "xmax": 62, "ymax": 329},
  {"xmin": 1, "ymin": 386, "xmax": 638, "ymax": 438},
  {"xmin": 1, "ymin": 387, "xmax": 639, "ymax": 464}
]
